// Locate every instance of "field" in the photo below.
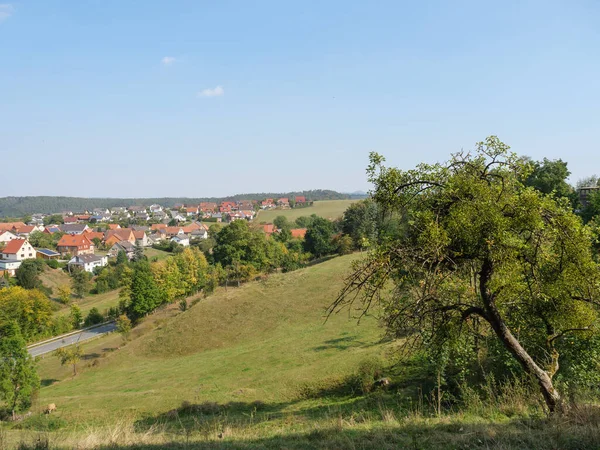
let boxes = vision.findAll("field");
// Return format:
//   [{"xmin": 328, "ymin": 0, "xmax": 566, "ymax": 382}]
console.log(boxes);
[
  {"xmin": 7, "ymin": 255, "xmax": 600, "ymax": 449},
  {"xmin": 256, "ymin": 199, "xmax": 356, "ymax": 223},
  {"xmin": 144, "ymin": 247, "xmax": 172, "ymax": 261}
]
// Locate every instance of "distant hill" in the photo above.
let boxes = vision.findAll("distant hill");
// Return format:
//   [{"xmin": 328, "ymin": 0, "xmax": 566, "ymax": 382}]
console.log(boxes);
[{"xmin": 0, "ymin": 190, "xmax": 354, "ymax": 217}]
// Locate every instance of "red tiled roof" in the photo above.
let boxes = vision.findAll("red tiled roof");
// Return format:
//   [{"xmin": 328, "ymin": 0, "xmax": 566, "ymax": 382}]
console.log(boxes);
[
  {"xmin": 86, "ymin": 231, "xmax": 104, "ymax": 241},
  {"xmin": 16, "ymin": 225, "xmax": 35, "ymax": 234},
  {"xmin": 2, "ymin": 239, "xmax": 26, "ymax": 254},
  {"xmin": 290, "ymin": 228, "xmax": 307, "ymax": 239},
  {"xmin": 278, "ymin": 198, "xmax": 289, "ymax": 203},
  {"xmin": 64, "ymin": 217, "xmax": 78, "ymax": 223},
  {"xmin": 0, "ymin": 222, "xmax": 26, "ymax": 232},
  {"xmin": 133, "ymin": 230, "xmax": 146, "ymax": 239},
  {"xmin": 263, "ymin": 224, "xmax": 276, "ymax": 234},
  {"xmin": 108, "ymin": 224, "xmax": 121, "ymax": 230},
  {"xmin": 57, "ymin": 234, "xmax": 93, "ymax": 249},
  {"xmin": 295, "ymin": 196, "xmax": 306, "ymax": 203},
  {"xmin": 151, "ymin": 224, "xmax": 167, "ymax": 230}
]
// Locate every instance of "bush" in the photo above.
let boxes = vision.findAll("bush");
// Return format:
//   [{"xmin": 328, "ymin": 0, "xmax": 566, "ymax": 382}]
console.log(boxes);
[
  {"xmin": 83, "ymin": 307, "xmax": 104, "ymax": 327},
  {"xmin": 356, "ymin": 356, "xmax": 384, "ymax": 393},
  {"xmin": 45, "ymin": 259, "xmax": 59, "ymax": 269}
]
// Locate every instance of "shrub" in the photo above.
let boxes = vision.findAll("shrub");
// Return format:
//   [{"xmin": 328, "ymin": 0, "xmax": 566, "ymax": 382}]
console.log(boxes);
[
  {"xmin": 83, "ymin": 307, "xmax": 104, "ymax": 327},
  {"xmin": 356, "ymin": 356, "xmax": 384, "ymax": 394}
]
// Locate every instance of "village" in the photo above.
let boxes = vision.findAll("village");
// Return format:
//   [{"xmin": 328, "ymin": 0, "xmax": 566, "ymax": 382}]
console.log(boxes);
[{"xmin": 0, "ymin": 196, "xmax": 312, "ymax": 277}]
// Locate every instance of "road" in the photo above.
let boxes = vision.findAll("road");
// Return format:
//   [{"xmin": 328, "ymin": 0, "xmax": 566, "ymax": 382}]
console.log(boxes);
[{"xmin": 28, "ymin": 322, "xmax": 117, "ymax": 357}]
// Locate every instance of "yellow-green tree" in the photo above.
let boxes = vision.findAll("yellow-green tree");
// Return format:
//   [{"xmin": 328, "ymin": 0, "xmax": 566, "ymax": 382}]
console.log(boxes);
[{"xmin": 0, "ymin": 287, "xmax": 53, "ymax": 340}]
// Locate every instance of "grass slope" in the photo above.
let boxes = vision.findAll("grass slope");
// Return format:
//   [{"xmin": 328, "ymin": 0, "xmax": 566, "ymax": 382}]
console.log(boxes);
[
  {"xmin": 36, "ymin": 255, "xmax": 385, "ymax": 423},
  {"xmin": 257, "ymin": 200, "xmax": 356, "ymax": 223}
]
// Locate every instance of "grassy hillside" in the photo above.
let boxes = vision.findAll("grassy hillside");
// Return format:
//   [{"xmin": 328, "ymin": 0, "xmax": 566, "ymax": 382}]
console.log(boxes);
[
  {"xmin": 9, "ymin": 255, "xmax": 599, "ymax": 449},
  {"xmin": 257, "ymin": 199, "xmax": 356, "ymax": 223},
  {"xmin": 35, "ymin": 255, "xmax": 386, "ymax": 421}
]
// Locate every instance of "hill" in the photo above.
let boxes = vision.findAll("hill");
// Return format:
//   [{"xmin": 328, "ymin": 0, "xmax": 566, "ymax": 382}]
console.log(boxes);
[
  {"xmin": 35, "ymin": 254, "xmax": 386, "ymax": 421},
  {"xmin": 0, "ymin": 190, "xmax": 361, "ymax": 217},
  {"xmin": 11, "ymin": 255, "xmax": 599, "ymax": 449},
  {"xmin": 257, "ymin": 199, "xmax": 356, "ymax": 223}
]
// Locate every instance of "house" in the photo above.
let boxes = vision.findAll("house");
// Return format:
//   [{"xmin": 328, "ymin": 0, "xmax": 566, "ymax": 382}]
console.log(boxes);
[
  {"xmin": 90, "ymin": 214, "xmax": 111, "ymax": 223},
  {"xmin": 170, "ymin": 211, "xmax": 186, "ymax": 222},
  {"xmin": 63, "ymin": 216, "xmax": 78, "ymax": 224},
  {"xmin": 92, "ymin": 208, "xmax": 110, "ymax": 215},
  {"xmin": 0, "ymin": 222, "xmax": 26, "ymax": 233},
  {"xmin": 290, "ymin": 228, "xmax": 308, "ymax": 239},
  {"xmin": 199, "ymin": 202, "xmax": 218, "ymax": 213},
  {"xmin": 107, "ymin": 224, "xmax": 121, "ymax": 230},
  {"xmin": 1, "ymin": 239, "xmax": 37, "ymax": 261},
  {"xmin": 240, "ymin": 210, "xmax": 255, "ymax": 220},
  {"xmin": 36, "ymin": 248, "xmax": 61, "ymax": 260},
  {"xmin": 108, "ymin": 240, "xmax": 135, "ymax": 259},
  {"xmin": 135, "ymin": 212, "xmax": 150, "ymax": 221},
  {"xmin": 165, "ymin": 226, "xmax": 185, "ymax": 237},
  {"xmin": 68, "ymin": 254, "xmax": 108, "ymax": 273},
  {"xmin": 133, "ymin": 230, "xmax": 151, "ymax": 247},
  {"xmin": 190, "ymin": 228, "xmax": 208, "ymax": 240},
  {"xmin": 104, "ymin": 229, "xmax": 136, "ymax": 246},
  {"xmin": 0, "ymin": 239, "xmax": 37, "ymax": 276},
  {"xmin": 75, "ymin": 214, "xmax": 91, "ymax": 222},
  {"xmin": 111, "ymin": 207, "xmax": 127, "ymax": 214},
  {"xmin": 43, "ymin": 226, "xmax": 61, "ymax": 234},
  {"xmin": 295, "ymin": 196, "xmax": 307, "ymax": 205},
  {"xmin": 86, "ymin": 231, "xmax": 105, "ymax": 243},
  {"xmin": 262, "ymin": 224, "xmax": 276, "ymax": 235},
  {"xmin": 56, "ymin": 234, "xmax": 94, "ymax": 256},
  {"xmin": 149, "ymin": 232, "xmax": 165, "ymax": 243},
  {"xmin": 0, "ymin": 230, "xmax": 18, "ymax": 245},
  {"xmin": 170, "ymin": 234, "xmax": 190, "ymax": 247},
  {"xmin": 185, "ymin": 206, "xmax": 199, "ymax": 216},
  {"xmin": 261, "ymin": 199, "xmax": 275, "ymax": 209},
  {"xmin": 211, "ymin": 213, "xmax": 223, "ymax": 222},
  {"xmin": 149, "ymin": 204, "xmax": 163, "ymax": 213},
  {"xmin": 151, "ymin": 223, "xmax": 167, "ymax": 231},
  {"xmin": 59, "ymin": 224, "xmax": 89, "ymax": 235},
  {"xmin": 579, "ymin": 186, "xmax": 600, "ymax": 208},
  {"xmin": 153, "ymin": 211, "xmax": 167, "ymax": 220},
  {"xmin": 14, "ymin": 225, "xmax": 41, "ymax": 238},
  {"xmin": 277, "ymin": 198, "xmax": 290, "ymax": 208}
]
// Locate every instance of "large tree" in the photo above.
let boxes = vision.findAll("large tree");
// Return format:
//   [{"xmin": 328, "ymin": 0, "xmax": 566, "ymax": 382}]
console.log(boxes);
[
  {"xmin": 331, "ymin": 137, "xmax": 600, "ymax": 413},
  {"xmin": 0, "ymin": 322, "xmax": 40, "ymax": 419}
]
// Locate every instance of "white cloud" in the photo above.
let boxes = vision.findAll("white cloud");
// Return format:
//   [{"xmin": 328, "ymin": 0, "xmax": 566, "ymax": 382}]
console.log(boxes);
[
  {"xmin": 197, "ymin": 85, "xmax": 224, "ymax": 98},
  {"xmin": 161, "ymin": 56, "xmax": 176, "ymax": 66},
  {"xmin": 0, "ymin": 4, "xmax": 14, "ymax": 22}
]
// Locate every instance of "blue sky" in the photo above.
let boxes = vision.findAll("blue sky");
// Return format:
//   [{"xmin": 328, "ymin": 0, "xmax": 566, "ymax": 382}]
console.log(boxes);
[{"xmin": 1, "ymin": 1, "xmax": 599, "ymax": 197}]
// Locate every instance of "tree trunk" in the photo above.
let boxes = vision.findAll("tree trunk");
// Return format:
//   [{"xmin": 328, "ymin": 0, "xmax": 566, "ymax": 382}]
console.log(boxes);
[{"xmin": 479, "ymin": 259, "xmax": 561, "ymax": 413}]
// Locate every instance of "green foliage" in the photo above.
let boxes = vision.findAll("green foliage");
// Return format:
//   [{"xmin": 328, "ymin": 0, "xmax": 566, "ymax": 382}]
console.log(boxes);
[
  {"xmin": 0, "ymin": 287, "xmax": 53, "ymax": 340},
  {"xmin": 273, "ymin": 216, "xmax": 290, "ymax": 231},
  {"xmin": 54, "ymin": 345, "xmax": 83, "ymax": 375},
  {"xmin": 71, "ymin": 269, "xmax": 92, "ymax": 298},
  {"xmin": 334, "ymin": 137, "xmax": 600, "ymax": 411},
  {"xmin": 133, "ymin": 242, "xmax": 145, "ymax": 262},
  {"xmin": 83, "ymin": 307, "xmax": 104, "ymax": 327},
  {"xmin": 525, "ymin": 157, "xmax": 573, "ymax": 199},
  {"xmin": 15, "ymin": 259, "xmax": 45, "ymax": 290},
  {"xmin": 304, "ymin": 216, "xmax": 335, "ymax": 257},
  {"xmin": 28, "ymin": 230, "xmax": 54, "ymax": 249},
  {"xmin": 116, "ymin": 314, "xmax": 132, "ymax": 341},
  {"xmin": 56, "ymin": 285, "xmax": 71, "ymax": 304},
  {"xmin": 69, "ymin": 304, "xmax": 83, "ymax": 329},
  {"xmin": 294, "ymin": 215, "xmax": 315, "ymax": 228},
  {"xmin": 341, "ymin": 199, "xmax": 379, "ymax": 249},
  {"xmin": 116, "ymin": 250, "xmax": 128, "ymax": 266},
  {"xmin": 43, "ymin": 214, "xmax": 64, "ymax": 225},
  {"xmin": 0, "ymin": 322, "xmax": 40, "ymax": 417},
  {"xmin": 127, "ymin": 261, "xmax": 162, "ymax": 319}
]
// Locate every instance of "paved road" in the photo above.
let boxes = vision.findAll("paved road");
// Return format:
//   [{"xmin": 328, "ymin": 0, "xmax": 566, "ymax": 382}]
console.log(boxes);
[{"xmin": 28, "ymin": 322, "xmax": 117, "ymax": 357}]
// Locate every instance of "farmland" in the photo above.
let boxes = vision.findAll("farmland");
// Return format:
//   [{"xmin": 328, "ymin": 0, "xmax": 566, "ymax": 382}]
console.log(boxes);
[{"xmin": 256, "ymin": 200, "xmax": 356, "ymax": 223}]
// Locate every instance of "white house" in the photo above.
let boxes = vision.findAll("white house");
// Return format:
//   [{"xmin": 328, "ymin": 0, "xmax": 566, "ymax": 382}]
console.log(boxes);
[
  {"xmin": 170, "ymin": 234, "xmax": 190, "ymax": 247},
  {"xmin": 170, "ymin": 211, "xmax": 186, "ymax": 222},
  {"xmin": 1, "ymin": 239, "xmax": 36, "ymax": 261},
  {"xmin": 190, "ymin": 228, "xmax": 208, "ymax": 240},
  {"xmin": 149, "ymin": 204, "xmax": 163, "ymax": 213},
  {"xmin": 0, "ymin": 239, "xmax": 37, "ymax": 276},
  {"xmin": 68, "ymin": 254, "xmax": 108, "ymax": 273},
  {"xmin": 0, "ymin": 230, "xmax": 18, "ymax": 245}
]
